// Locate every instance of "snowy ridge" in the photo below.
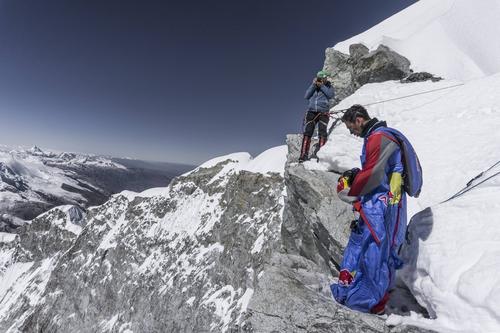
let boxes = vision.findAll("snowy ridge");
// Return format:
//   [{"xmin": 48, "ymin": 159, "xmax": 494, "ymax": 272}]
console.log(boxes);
[
  {"xmin": 334, "ymin": 0, "xmax": 500, "ymax": 81},
  {"xmin": 0, "ymin": 154, "xmax": 285, "ymax": 332},
  {"xmin": 0, "ymin": 205, "xmax": 85, "ymax": 332},
  {"xmin": 192, "ymin": 145, "xmax": 287, "ymax": 176}
]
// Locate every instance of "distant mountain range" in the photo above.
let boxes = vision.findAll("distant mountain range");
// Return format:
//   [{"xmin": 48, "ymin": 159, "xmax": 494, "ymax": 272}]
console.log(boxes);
[{"xmin": 0, "ymin": 145, "xmax": 193, "ymax": 231}]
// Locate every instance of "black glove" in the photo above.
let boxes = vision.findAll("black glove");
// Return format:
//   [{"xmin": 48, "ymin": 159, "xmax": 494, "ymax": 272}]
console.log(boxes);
[
  {"xmin": 350, "ymin": 219, "xmax": 359, "ymax": 231},
  {"xmin": 342, "ymin": 168, "xmax": 360, "ymax": 186}
]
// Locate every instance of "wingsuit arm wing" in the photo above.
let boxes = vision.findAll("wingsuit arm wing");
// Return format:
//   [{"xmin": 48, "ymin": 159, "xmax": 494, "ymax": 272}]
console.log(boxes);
[{"xmin": 348, "ymin": 132, "xmax": 399, "ymax": 197}]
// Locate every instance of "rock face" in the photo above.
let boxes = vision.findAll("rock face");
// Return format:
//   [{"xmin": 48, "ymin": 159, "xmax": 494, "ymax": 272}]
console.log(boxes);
[
  {"xmin": 2, "ymin": 158, "xmax": 285, "ymax": 332},
  {"xmin": 0, "ymin": 137, "xmax": 431, "ymax": 332},
  {"xmin": 0, "ymin": 205, "xmax": 85, "ymax": 332},
  {"xmin": 324, "ymin": 44, "xmax": 412, "ymax": 103}
]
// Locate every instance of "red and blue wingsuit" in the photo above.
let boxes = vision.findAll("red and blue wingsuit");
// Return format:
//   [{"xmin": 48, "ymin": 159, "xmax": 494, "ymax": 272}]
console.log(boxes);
[{"xmin": 331, "ymin": 118, "xmax": 407, "ymax": 314}]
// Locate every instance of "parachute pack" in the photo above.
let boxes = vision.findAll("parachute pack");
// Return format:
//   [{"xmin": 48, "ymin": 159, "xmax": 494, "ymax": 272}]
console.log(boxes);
[{"xmin": 379, "ymin": 127, "xmax": 423, "ymax": 197}]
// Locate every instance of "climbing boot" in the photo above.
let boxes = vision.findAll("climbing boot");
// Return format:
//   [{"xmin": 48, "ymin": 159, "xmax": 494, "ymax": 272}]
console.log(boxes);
[
  {"xmin": 319, "ymin": 136, "xmax": 327, "ymax": 147},
  {"xmin": 298, "ymin": 135, "xmax": 311, "ymax": 162}
]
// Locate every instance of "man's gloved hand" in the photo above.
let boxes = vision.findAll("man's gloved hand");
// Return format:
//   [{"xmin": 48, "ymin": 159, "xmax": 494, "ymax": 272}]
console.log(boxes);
[
  {"xmin": 337, "ymin": 176, "xmax": 349, "ymax": 194},
  {"xmin": 342, "ymin": 167, "xmax": 360, "ymax": 186},
  {"xmin": 336, "ymin": 175, "xmax": 358, "ymax": 204},
  {"xmin": 349, "ymin": 219, "xmax": 359, "ymax": 232},
  {"xmin": 338, "ymin": 269, "xmax": 354, "ymax": 286}
]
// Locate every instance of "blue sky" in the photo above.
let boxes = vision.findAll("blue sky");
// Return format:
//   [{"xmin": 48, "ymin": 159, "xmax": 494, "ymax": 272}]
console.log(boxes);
[{"xmin": 0, "ymin": 0, "xmax": 417, "ymax": 164}]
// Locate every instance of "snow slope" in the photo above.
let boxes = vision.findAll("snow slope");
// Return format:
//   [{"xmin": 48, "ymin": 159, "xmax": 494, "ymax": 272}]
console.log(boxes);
[
  {"xmin": 334, "ymin": 0, "xmax": 500, "ymax": 82},
  {"xmin": 301, "ymin": 75, "xmax": 500, "ymax": 332}
]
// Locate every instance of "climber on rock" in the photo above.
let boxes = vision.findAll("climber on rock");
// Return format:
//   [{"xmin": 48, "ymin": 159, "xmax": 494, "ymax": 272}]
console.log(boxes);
[
  {"xmin": 331, "ymin": 104, "xmax": 422, "ymax": 315},
  {"xmin": 298, "ymin": 70, "xmax": 334, "ymax": 162}
]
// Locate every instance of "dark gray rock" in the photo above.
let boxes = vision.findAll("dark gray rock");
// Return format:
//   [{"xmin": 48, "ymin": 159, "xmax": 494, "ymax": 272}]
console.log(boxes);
[
  {"xmin": 354, "ymin": 45, "xmax": 411, "ymax": 86},
  {"xmin": 324, "ymin": 44, "xmax": 412, "ymax": 104},
  {"xmin": 244, "ymin": 253, "xmax": 429, "ymax": 333},
  {"xmin": 324, "ymin": 48, "xmax": 355, "ymax": 103},
  {"xmin": 282, "ymin": 136, "xmax": 352, "ymax": 274},
  {"xmin": 349, "ymin": 43, "xmax": 369, "ymax": 60},
  {"xmin": 400, "ymin": 72, "xmax": 443, "ymax": 83}
]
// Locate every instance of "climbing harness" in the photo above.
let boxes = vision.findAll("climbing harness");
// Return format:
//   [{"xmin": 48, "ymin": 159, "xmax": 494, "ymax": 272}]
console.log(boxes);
[{"xmin": 303, "ymin": 111, "xmax": 325, "ymax": 127}]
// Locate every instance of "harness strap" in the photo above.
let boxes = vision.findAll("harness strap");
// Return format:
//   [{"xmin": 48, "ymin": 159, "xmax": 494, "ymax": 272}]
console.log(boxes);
[{"xmin": 353, "ymin": 201, "xmax": 381, "ymax": 245}]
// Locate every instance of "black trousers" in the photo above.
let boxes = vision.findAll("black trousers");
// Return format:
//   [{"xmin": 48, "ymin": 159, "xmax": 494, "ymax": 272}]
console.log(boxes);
[{"xmin": 303, "ymin": 111, "xmax": 329, "ymax": 138}]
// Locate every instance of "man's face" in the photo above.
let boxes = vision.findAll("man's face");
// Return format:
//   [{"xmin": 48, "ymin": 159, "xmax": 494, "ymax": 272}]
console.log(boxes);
[{"xmin": 344, "ymin": 117, "xmax": 365, "ymax": 137}]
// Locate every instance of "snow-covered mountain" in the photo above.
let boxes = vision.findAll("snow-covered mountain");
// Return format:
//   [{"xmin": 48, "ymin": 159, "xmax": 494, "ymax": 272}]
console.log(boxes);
[
  {"xmin": 1, "ymin": 0, "xmax": 499, "ymax": 332},
  {"xmin": 0, "ymin": 145, "xmax": 192, "ymax": 231},
  {"xmin": 334, "ymin": 0, "xmax": 500, "ymax": 82}
]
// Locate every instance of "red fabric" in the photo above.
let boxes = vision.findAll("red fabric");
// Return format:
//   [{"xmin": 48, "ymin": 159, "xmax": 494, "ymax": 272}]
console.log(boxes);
[
  {"xmin": 339, "ymin": 269, "xmax": 354, "ymax": 286},
  {"xmin": 299, "ymin": 135, "xmax": 311, "ymax": 160},
  {"xmin": 352, "ymin": 201, "xmax": 381, "ymax": 245},
  {"xmin": 319, "ymin": 137, "xmax": 327, "ymax": 147},
  {"xmin": 348, "ymin": 133, "xmax": 383, "ymax": 196},
  {"xmin": 370, "ymin": 292, "xmax": 389, "ymax": 315}
]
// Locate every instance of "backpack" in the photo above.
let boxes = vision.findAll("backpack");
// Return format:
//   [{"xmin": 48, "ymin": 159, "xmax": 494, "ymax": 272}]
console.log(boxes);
[{"xmin": 380, "ymin": 127, "xmax": 423, "ymax": 197}]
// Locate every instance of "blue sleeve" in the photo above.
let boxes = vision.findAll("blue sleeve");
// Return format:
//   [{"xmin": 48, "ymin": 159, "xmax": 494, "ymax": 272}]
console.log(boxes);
[
  {"xmin": 304, "ymin": 84, "xmax": 316, "ymax": 99},
  {"xmin": 320, "ymin": 84, "xmax": 334, "ymax": 99}
]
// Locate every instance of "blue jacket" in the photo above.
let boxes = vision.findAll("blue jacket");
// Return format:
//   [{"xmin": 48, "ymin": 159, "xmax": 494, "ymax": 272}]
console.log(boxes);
[{"xmin": 304, "ymin": 82, "xmax": 334, "ymax": 112}]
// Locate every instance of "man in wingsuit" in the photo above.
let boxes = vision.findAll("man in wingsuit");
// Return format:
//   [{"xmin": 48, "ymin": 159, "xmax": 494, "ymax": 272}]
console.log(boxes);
[{"xmin": 331, "ymin": 104, "xmax": 409, "ymax": 315}]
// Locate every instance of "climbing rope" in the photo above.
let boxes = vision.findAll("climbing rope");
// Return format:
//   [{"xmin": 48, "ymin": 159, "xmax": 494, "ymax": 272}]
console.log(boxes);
[
  {"xmin": 302, "ymin": 81, "xmax": 466, "ymax": 161},
  {"xmin": 329, "ymin": 82, "xmax": 465, "ymax": 115},
  {"xmin": 440, "ymin": 160, "xmax": 500, "ymax": 204},
  {"xmin": 323, "ymin": 82, "xmax": 465, "ymax": 137}
]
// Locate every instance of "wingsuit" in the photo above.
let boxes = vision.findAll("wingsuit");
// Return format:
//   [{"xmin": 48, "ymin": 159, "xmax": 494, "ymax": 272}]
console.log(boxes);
[{"xmin": 331, "ymin": 118, "xmax": 407, "ymax": 314}]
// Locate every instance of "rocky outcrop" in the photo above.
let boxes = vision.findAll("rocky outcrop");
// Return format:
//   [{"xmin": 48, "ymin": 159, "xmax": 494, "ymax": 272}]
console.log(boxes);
[
  {"xmin": 2, "ymin": 159, "xmax": 284, "ymax": 332},
  {"xmin": 324, "ymin": 44, "xmax": 412, "ymax": 104},
  {"xmin": 240, "ymin": 135, "xmax": 429, "ymax": 333},
  {"xmin": 0, "ymin": 140, "xmax": 430, "ymax": 332},
  {"xmin": 400, "ymin": 72, "xmax": 443, "ymax": 83},
  {"xmin": 282, "ymin": 135, "xmax": 352, "ymax": 274}
]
